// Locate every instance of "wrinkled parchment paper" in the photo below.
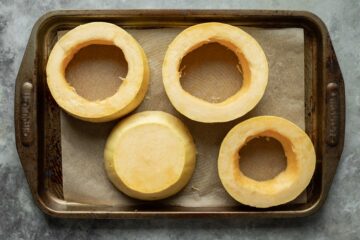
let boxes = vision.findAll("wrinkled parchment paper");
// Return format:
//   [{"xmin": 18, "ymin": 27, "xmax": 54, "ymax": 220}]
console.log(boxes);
[{"xmin": 60, "ymin": 27, "xmax": 305, "ymax": 207}]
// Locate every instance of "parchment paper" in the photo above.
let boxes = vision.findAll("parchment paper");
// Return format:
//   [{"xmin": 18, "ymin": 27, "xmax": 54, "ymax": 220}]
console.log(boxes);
[{"xmin": 60, "ymin": 27, "xmax": 305, "ymax": 207}]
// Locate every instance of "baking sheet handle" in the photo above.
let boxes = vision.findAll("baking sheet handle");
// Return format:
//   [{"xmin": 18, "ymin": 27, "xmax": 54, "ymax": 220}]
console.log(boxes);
[
  {"xmin": 14, "ymin": 26, "xmax": 39, "ymax": 201},
  {"xmin": 321, "ymin": 38, "xmax": 345, "ymax": 201}
]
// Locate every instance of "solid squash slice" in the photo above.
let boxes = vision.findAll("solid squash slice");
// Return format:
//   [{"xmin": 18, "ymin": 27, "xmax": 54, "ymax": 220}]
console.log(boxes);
[
  {"xmin": 46, "ymin": 22, "xmax": 149, "ymax": 122},
  {"xmin": 104, "ymin": 111, "xmax": 196, "ymax": 200},
  {"xmin": 218, "ymin": 116, "xmax": 316, "ymax": 208},
  {"xmin": 162, "ymin": 22, "xmax": 268, "ymax": 123}
]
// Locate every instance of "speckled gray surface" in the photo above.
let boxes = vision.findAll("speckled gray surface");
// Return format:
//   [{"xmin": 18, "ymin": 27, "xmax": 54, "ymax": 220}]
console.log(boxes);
[{"xmin": 0, "ymin": 0, "xmax": 359, "ymax": 239}]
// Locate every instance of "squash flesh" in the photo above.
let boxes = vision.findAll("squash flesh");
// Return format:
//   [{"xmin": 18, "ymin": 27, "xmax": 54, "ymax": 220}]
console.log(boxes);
[
  {"xmin": 46, "ymin": 22, "xmax": 149, "ymax": 122},
  {"xmin": 218, "ymin": 116, "xmax": 316, "ymax": 208},
  {"xmin": 162, "ymin": 22, "xmax": 268, "ymax": 123},
  {"xmin": 104, "ymin": 111, "xmax": 196, "ymax": 200}
]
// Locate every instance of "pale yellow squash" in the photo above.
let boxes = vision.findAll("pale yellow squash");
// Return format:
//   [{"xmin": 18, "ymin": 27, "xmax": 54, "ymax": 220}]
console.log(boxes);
[
  {"xmin": 218, "ymin": 116, "xmax": 316, "ymax": 208},
  {"xmin": 162, "ymin": 22, "xmax": 268, "ymax": 123},
  {"xmin": 46, "ymin": 22, "xmax": 149, "ymax": 122},
  {"xmin": 104, "ymin": 111, "xmax": 196, "ymax": 200}
]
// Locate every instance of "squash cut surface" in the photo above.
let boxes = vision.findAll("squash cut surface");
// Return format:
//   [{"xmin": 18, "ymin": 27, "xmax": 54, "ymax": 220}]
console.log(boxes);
[
  {"xmin": 163, "ymin": 22, "xmax": 268, "ymax": 123},
  {"xmin": 218, "ymin": 116, "xmax": 316, "ymax": 208},
  {"xmin": 104, "ymin": 111, "xmax": 196, "ymax": 200},
  {"xmin": 46, "ymin": 22, "xmax": 149, "ymax": 122}
]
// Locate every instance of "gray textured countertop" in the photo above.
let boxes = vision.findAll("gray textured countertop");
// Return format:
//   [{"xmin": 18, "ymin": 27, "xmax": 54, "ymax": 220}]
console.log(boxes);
[{"xmin": 1, "ymin": 1, "xmax": 359, "ymax": 239}]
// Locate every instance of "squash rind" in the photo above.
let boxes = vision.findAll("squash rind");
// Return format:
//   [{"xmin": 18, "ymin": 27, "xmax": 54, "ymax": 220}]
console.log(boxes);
[
  {"xmin": 162, "ymin": 22, "xmax": 268, "ymax": 123},
  {"xmin": 46, "ymin": 22, "xmax": 149, "ymax": 122},
  {"xmin": 218, "ymin": 116, "xmax": 316, "ymax": 208},
  {"xmin": 104, "ymin": 111, "xmax": 197, "ymax": 200}
]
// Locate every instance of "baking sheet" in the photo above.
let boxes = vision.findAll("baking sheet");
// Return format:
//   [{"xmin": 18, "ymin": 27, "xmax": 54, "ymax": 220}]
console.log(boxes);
[{"xmin": 60, "ymin": 27, "xmax": 305, "ymax": 207}]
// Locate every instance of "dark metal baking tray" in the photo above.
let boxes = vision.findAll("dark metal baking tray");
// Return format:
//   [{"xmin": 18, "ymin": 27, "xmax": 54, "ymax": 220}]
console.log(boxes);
[{"xmin": 14, "ymin": 10, "xmax": 345, "ymax": 218}]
